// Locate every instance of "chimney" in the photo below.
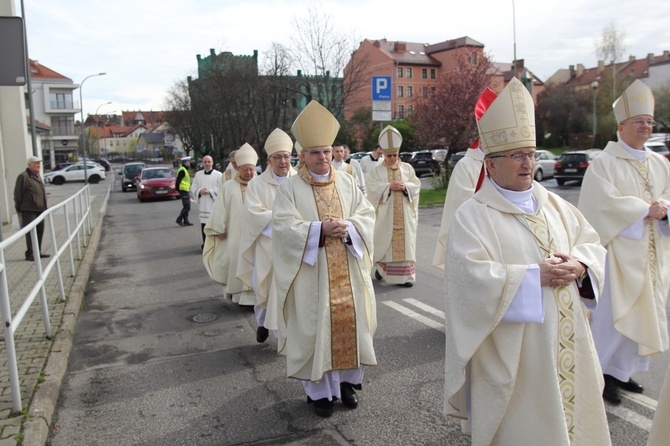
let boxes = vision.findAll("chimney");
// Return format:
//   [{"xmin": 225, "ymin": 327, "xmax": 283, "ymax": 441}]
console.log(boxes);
[
  {"xmin": 373, "ymin": 40, "xmax": 380, "ymax": 47},
  {"xmin": 648, "ymin": 53, "xmax": 655, "ymax": 64},
  {"xmin": 597, "ymin": 60, "xmax": 604, "ymax": 73},
  {"xmin": 576, "ymin": 64, "xmax": 584, "ymax": 77},
  {"xmin": 569, "ymin": 65, "xmax": 575, "ymax": 79},
  {"xmin": 394, "ymin": 42, "xmax": 406, "ymax": 52},
  {"xmin": 629, "ymin": 55, "xmax": 635, "ymax": 62},
  {"xmin": 664, "ymin": 50, "xmax": 669, "ymax": 59}
]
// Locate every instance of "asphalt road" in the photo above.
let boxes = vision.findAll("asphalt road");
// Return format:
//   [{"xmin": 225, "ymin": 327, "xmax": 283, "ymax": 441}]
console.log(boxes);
[{"xmin": 47, "ymin": 170, "xmax": 668, "ymax": 445}]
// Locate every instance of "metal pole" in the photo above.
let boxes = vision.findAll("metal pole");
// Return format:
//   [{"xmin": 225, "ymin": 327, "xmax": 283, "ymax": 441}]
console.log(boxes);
[
  {"xmin": 20, "ymin": 0, "xmax": 39, "ymax": 157},
  {"xmin": 78, "ymin": 73, "xmax": 106, "ymax": 183},
  {"xmin": 512, "ymin": 0, "xmax": 517, "ymax": 79},
  {"xmin": 592, "ymin": 81, "xmax": 599, "ymax": 143}
]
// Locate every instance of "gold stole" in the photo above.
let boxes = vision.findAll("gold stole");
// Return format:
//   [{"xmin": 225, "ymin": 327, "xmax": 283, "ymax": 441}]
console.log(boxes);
[
  {"xmin": 524, "ymin": 211, "xmax": 576, "ymax": 442},
  {"xmin": 233, "ymin": 174, "xmax": 249, "ymax": 201},
  {"xmin": 629, "ymin": 159, "xmax": 659, "ymax": 296},
  {"xmin": 386, "ymin": 162, "xmax": 406, "ymax": 261},
  {"xmin": 299, "ymin": 167, "xmax": 358, "ymax": 370}
]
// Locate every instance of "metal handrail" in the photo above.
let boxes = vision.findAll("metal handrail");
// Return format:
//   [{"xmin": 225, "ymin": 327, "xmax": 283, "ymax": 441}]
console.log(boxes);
[{"xmin": 0, "ymin": 185, "xmax": 92, "ymax": 412}]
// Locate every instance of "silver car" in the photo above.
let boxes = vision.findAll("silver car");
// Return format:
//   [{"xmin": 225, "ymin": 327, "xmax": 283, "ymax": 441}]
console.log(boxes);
[{"xmin": 534, "ymin": 149, "xmax": 557, "ymax": 182}]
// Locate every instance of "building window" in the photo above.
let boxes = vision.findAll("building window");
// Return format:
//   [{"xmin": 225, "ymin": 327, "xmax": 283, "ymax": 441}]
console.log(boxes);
[
  {"xmin": 431, "ymin": 87, "xmax": 436, "ymax": 95},
  {"xmin": 49, "ymin": 92, "xmax": 73, "ymax": 110},
  {"xmin": 406, "ymin": 67, "xmax": 412, "ymax": 78},
  {"xmin": 398, "ymin": 105, "xmax": 404, "ymax": 119},
  {"xmin": 422, "ymin": 87, "xmax": 428, "ymax": 97},
  {"xmin": 50, "ymin": 116, "xmax": 74, "ymax": 136},
  {"xmin": 406, "ymin": 86, "xmax": 413, "ymax": 98},
  {"xmin": 430, "ymin": 69, "xmax": 436, "ymax": 79},
  {"xmin": 397, "ymin": 86, "xmax": 404, "ymax": 97},
  {"xmin": 407, "ymin": 105, "xmax": 414, "ymax": 115},
  {"xmin": 422, "ymin": 68, "xmax": 427, "ymax": 79},
  {"xmin": 397, "ymin": 67, "xmax": 403, "ymax": 78},
  {"xmin": 471, "ymin": 51, "xmax": 478, "ymax": 64}
]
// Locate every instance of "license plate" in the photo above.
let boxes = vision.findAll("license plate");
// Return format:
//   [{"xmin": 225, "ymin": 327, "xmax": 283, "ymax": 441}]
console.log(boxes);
[
  {"xmin": 564, "ymin": 168, "xmax": 577, "ymax": 173},
  {"xmin": 417, "ymin": 160, "xmax": 426, "ymax": 164},
  {"xmin": 155, "ymin": 190, "xmax": 168, "ymax": 194}
]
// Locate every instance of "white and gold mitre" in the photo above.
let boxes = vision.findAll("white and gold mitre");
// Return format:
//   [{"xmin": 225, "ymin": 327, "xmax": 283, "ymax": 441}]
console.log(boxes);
[
  {"xmin": 264, "ymin": 128, "xmax": 292, "ymax": 156},
  {"xmin": 236, "ymin": 142, "xmax": 259, "ymax": 167},
  {"xmin": 613, "ymin": 79, "xmax": 655, "ymax": 123},
  {"xmin": 378, "ymin": 125, "xmax": 402, "ymax": 154},
  {"xmin": 477, "ymin": 77, "xmax": 536, "ymax": 154},
  {"xmin": 294, "ymin": 141, "xmax": 303, "ymax": 155},
  {"xmin": 290, "ymin": 100, "xmax": 340, "ymax": 149}
]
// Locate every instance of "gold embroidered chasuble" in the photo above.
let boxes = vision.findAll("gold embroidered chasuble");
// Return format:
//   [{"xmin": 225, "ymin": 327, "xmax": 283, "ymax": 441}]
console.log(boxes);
[
  {"xmin": 578, "ymin": 141, "xmax": 670, "ymax": 356},
  {"xmin": 444, "ymin": 178, "xmax": 611, "ymax": 446},
  {"xmin": 272, "ymin": 166, "xmax": 377, "ymax": 381}
]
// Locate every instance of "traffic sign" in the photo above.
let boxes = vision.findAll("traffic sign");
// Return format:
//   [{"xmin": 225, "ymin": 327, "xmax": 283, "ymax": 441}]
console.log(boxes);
[{"xmin": 372, "ymin": 76, "xmax": 392, "ymax": 101}]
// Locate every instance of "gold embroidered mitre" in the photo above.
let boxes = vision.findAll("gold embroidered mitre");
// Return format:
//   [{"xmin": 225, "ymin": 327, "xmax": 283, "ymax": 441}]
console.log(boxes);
[
  {"xmin": 294, "ymin": 141, "xmax": 303, "ymax": 155},
  {"xmin": 477, "ymin": 77, "xmax": 536, "ymax": 155},
  {"xmin": 290, "ymin": 100, "xmax": 340, "ymax": 149},
  {"xmin": 264, "ymin": 128, "xmax": 293, "ymax": 156},
  {"xmin": 378, "ymin": 125, "xmax": 402, "ymax": 154},
  {"xmin": 236, "ymin": 143, "xmax": 259, "ymax": 167},
  {"xmin": 613, "ymin": 79, "xmax": 655, "ymax": 123}
]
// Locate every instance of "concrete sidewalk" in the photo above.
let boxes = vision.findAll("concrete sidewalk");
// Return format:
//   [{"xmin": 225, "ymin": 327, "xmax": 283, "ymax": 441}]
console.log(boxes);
[{"xmin": 0, "ymin": 181, "xmax": 111, "ymax": 446}]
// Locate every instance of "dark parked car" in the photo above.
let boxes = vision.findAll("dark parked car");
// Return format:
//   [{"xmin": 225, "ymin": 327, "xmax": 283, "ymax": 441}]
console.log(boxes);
[
  {"xmin": 553, "ymin": 149, "xmax": 602, "ymax": 186},
  {"xmin": 120, "ymin": 162, "xmax": 146, "ymax": 192},
  {"xmin": 94, "ymin": 158, "xmax": 111, "ymax": 171},
  {"xmin": 408, "ymin": 150, "xmax": 441, "ymax": 176},
  {"xmin": 136, "ymin": 167, "xmax": 179, "ymax": 202},
  {"xmin": 53, "ymin": 161, "xmax": 74, "ymax": 171},
  {"xmin": 399, "ymin": 152, "xmax": 414, "ymax": 163},
  {"xmin": 448, "ymin": 151, "xmax": 467, "ymax": 169}
]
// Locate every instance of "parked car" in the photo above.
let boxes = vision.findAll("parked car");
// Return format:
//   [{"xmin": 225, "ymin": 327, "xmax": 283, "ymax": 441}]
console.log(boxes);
[
  {"xmin": 399, "ymin": 152, "xmax": 414, "ymax": 163},
  {"xmin": 533, "ymin": 149, "xmax": 557, "ymax": 182},
  {"xmin": 120, "ymin": 162, "xmax": 146, "ymax": 192},
  {"xmin": 44, "ymin": 162, "xmax": 106, "ymax": 185},
  {"xmin": 431, "ymin": 149, "xmax": 448, "ymax": 163},
  {"xmin": 645, "ymin": 141, "xmax": 670, "ymax": 161},
  {"xmin": 350, "ymin": 151, "xmax": 370, "ymax": 160},
  {"xmin": 94, "ymin": 158, "xmax": 111, "ymax": 171},
  {"xmin": 136, "ymin": 167, "xmax": 179, "ymax": 202},
  {"xmin": 447, "ymin": 151, "xmax": 467, "ymax": 169},
  {"xmin": 553, "ymin": 149, "xmax": 602, "ymax": 186},
  {"xmin": 408, "ymin": 150, "xmax": 441, "ymax": 176},
  {"xmin": 52, "ymin": 161, "xmax": 74, "ymax": 171}
]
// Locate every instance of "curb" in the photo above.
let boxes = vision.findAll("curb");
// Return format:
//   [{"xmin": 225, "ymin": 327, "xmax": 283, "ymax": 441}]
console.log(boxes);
[{"xmin": 20, "ymin": 184, "xmax": 111, "ymax": 446}]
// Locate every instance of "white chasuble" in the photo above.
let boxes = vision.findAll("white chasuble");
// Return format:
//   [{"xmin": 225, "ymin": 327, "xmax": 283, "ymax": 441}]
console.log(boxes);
[
  {"xmin": 579, "ymin": 141, "xmax": 670, "ymax": 356},
  {"xmin": 272, "ymin": 167, "xmax": 377, "ymax": 381},
  {"xmin": 444, "ymin": 178, "xmax": 610, "ymax": 446}
]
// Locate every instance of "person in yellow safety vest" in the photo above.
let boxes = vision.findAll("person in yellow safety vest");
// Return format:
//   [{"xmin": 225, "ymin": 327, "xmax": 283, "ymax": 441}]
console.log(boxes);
[{"xmin": 175, "ymin": 157, "xmax": 194, "ymax": 226}]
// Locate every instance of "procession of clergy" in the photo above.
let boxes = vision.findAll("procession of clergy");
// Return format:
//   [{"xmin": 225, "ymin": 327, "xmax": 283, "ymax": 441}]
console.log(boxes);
[{"xmin": 193, "ymin": 77, "xmax": 670, "ymax": 445}]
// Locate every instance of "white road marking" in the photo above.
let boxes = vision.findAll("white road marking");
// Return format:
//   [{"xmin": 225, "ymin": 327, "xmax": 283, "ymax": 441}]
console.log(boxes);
[
  {"xmin": 606, "ymin": 404, "xmax": 652, "ymax": 432},
  {"xmin": 621, "ymin": 391, "xmax": 657, "ymax": 410},
  {"xmin": 403, "ymin": 298, "xmax": 446, "ymax": 319},
  {"xmin": 382, "ymin": 301, "xmax": 444, "ymax": 332}
]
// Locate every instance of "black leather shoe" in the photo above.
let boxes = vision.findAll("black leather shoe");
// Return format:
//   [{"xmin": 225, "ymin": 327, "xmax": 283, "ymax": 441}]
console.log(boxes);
[
  {"xmin": 603, "ymin": 375, "xmax": 622, "ymax": 404},
  {"xmin": 175, "ymin": 218, "xmax": 184, "ymax": 226},
  {"xmin": 256, "ymin": 326, "xmax": 269, "ymax": 343},
  {"xmin": 618, "ymin": 377, "xmax": 644, "ymax": 393},
  {"xmin": 307, "ymin": 397, "xmax": 333, "ymax": 417},
  {"xmin": 340, "ymin": 383, "xmax": 358, "ymax": 409},
  {"xmin": 39, "ymin": 253, "xmax": 50, "ymax": 258},
  {"xmin": 25, "ymin": 255, "xmax": 34, "ymax": 261},
  {"xmin": 183, "ymin": 220, "xmax": 194, "ymax": 226},
  {"xmin": 374, "ymin": 270, "xmax": 382, "ymax": 280}
]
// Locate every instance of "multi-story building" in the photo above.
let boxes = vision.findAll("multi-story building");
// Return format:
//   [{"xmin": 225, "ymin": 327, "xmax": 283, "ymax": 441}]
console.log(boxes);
[
  {"xmin": 26, "ymin": 60, "xmax": 79, "ymax": 166},
  {"xmin": 344, "ymin": 37, "xmax": 544, "ymax": 121}
]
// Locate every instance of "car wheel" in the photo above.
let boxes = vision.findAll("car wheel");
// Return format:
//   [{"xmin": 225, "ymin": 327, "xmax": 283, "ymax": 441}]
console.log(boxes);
[
  {"xmin": 534, "ymin": 168, "xmax": 544, "ymax": 182},
  {"xmin": 52, "ymin": 176, "xmax": 65, "ymax": 185},
  {"xmin": 122, "ymin": 185, "xmax": 127, "ymax": 192},
  {"xmin": 88, "ymin": 175, "xmax": 100, "ymax": 184},
  {"xmin": 556, "ymin": 178, "xmax": 565, "ymax": 186}
]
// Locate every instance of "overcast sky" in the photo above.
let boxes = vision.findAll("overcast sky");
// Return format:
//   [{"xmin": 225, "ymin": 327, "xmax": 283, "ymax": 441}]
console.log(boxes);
[{"xmin": 15, "ymin": 0, "xmax": 670, "ymax": 119}]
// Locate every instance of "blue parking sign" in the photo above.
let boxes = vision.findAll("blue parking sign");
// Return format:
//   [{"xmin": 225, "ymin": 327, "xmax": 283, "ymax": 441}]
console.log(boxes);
[{"xmin": 372, "ymin": 76, "xmax": 391, "ymax": 101}]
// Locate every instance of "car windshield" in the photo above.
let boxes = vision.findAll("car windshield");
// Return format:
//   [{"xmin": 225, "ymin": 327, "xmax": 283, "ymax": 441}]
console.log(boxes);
[
  {"xmin": 559, "ymin": 154, "xmax": 587, "ymax": 163},
  {"xmin": 125, "ymin": 165, "xmax": 144, "ymax": 174},
  {"xmin": 142, "ymin": 169, "xmax": 172, "ymax": 179}
]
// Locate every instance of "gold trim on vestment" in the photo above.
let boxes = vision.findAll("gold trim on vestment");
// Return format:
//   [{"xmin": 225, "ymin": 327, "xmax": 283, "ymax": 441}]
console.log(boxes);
[
  {"xmin": 386, "ymin": 163, "xmax": 406, "ymax": 261},
  {"xmin": 524, "ymin": 212, "xmax": 575, "ymax": 442},
  {"xmin": 300, "ymin": 166, "xmax": 358, "ymax": 370}
]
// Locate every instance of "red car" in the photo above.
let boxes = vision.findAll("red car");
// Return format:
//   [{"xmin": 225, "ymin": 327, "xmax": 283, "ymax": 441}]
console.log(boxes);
[{"xmin": 136, "ymin": 167, "xmax": 179, "ymax": 202}]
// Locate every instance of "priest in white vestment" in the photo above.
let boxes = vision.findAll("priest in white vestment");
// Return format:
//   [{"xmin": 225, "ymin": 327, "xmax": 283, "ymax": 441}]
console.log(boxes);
[
  {"xmin": 359, "ymin": 144, "xmax": 383, "ymax": 175},
  {"xmin": 237, "ymin": 128, "xmax": 297, "ymax": 343},
  {"xmin": 202, "ymin": 143, "xmax": 258, "ymax": 304},
  {"xmin": 191, "ymin": 155, "xmax": 223, "ymax": 249},
  {"xmin": 433, "ymin": 87, "xmax": 497, "ymax": 270},
  {"xmin": 220, "ymin": 149, "xmax": 238, "ymax": 186},
  {"xmin": 366, "ymin": 126, "xmax": 421, "ymax": 286},
  {"xmin": 273, "ymin": 101, "xmax": 377, "ymax": 418},
  {"xmin": 578, "ymin": 80, "xmax": 670, "ymax": 405},
  {"xmin": 444, "ymin": 78, "xmax": 611, "ymax": 446}
]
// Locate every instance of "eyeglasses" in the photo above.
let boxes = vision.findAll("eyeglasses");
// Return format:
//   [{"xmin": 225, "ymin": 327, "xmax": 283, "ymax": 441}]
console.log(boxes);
[
  {"xmin": 487, "ymin": 152, "xmax": 541, "ymax": 162},
  {"xmin": 624, "ymin": 119, "xmax": 656, "ymax": 127},
  {"xmin": 270, "ymin": 154, "xmax": 291, "ymax": 161}
]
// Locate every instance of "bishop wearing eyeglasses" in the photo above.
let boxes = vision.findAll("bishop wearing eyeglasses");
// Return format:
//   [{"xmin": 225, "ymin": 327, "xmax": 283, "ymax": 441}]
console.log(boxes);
[{"xmin": 443, "ymin": 78, "xmax": 611, "ymax": 445}]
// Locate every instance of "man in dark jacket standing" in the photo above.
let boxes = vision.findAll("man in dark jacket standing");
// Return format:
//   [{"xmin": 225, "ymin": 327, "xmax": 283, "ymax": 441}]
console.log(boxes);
[{"xmin": 14, "ymin": 155, "xmax": 49, "ymax": 261}]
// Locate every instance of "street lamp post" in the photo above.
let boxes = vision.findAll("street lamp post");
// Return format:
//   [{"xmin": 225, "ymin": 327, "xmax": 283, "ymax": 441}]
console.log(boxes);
[
  {"xmin": 512, "ymin": 0, "xmax": 517, "ymax": 78},
  {"xmin": 79, "ymin": 72, "xmax": 106, "ymax": 182},
  {"xmin": 592, "ymin": 81, "xmax": 599, "ymax": 144},
  {"xmin": 94, "ymin": 102, "xmax": 112, "ymax": 157}
]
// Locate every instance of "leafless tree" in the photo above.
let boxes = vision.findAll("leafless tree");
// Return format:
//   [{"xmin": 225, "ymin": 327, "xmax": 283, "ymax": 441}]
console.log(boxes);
[{"xmin": 595, "ymin": 22, "xmax": 627, "ymax": 100}]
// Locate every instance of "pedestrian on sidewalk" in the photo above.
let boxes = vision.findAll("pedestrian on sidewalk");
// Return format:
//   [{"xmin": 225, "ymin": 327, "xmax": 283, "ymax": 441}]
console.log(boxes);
[{"xmin": 14, "ymin": 155, "xmax": 50, "ymax": 261}]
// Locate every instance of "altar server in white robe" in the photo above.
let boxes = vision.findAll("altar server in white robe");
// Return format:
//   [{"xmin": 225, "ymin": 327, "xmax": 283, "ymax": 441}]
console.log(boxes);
[
  {"xmin": 332, "ymin": 143, "xmax": 366, "ymax": 197},
  {"xmin": 202, "ymin": 143, "xmax": 258, "ymax": 304},
  {"xmin": 433, "ymin": 87, "xmax": 496, "ymax": 270},
  {"xmin": 273, "ymin": 100, "xmax": 377, "ymax": 418},
  {"xmin": 344, "ymin": 144, "xmax": 366, "ymax": 196},
  {"xmin": 237, "ymin": 128, "xmax": 297, "ymax": 343},
  {"xmin": 578, "ymin": 79, "xmax": 670, "ymax": 405},
  {"xmin": 444, "ymin": 78, "xmax": 611, "ymax": 446},
  {"xmin": 191, "ymin": 155, "xmax": 222, "ymax": 249},
  {"xmin": 366, "ymin": 125, "xmax": 421, "ymax": 286}
]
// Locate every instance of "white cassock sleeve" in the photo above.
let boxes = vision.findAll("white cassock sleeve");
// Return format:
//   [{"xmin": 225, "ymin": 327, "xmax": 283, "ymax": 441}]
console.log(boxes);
[
  {"xmin": 303, "ymin": 222, "xmax": 322, "ymax": 266},
  {"xmin": 344, "ymin": 221, "xmax": 364, "ymax": 260},
  {"xmin": 501, "ymin": 264, "xmax": 544, "ymax": 323}
]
